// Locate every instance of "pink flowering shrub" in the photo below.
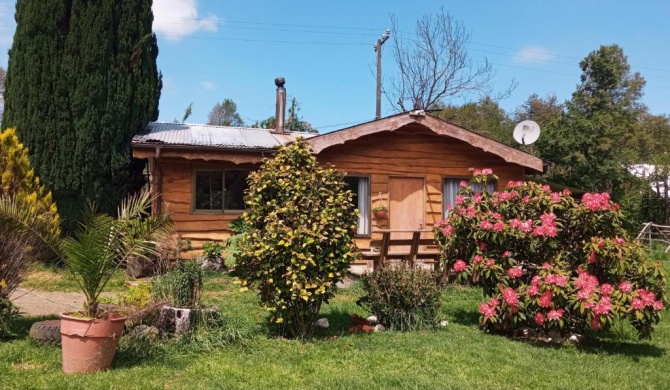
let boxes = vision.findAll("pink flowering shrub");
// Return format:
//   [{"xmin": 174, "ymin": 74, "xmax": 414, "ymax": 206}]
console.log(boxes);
[{"xmin": 435, "ymin": 170, "xmax": 667, "ymax": 339}]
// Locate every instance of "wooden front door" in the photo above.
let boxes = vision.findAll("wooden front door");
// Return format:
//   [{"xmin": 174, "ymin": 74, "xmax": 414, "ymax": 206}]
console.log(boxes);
[{"xmin": 389, "ymin": 177, "xmax": 425, "ymax": 232}]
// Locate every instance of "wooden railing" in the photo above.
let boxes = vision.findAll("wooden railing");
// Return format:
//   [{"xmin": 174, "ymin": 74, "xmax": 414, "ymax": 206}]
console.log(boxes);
[{"xmin": 359, "ymin": 229, "xmax": 441, "ymax": 270}]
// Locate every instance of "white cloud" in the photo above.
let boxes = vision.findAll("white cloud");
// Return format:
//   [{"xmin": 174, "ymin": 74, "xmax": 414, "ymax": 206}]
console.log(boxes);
[
  {"xmin": 514, "ymin": 46, "xmax": 554, "ymax": 64},
  {"xmin": 152, "ymin": 0, "xmax": 218, "ymax": 42},
  {"xmin": 200, "ymin": 81, "xmax": 215, "ymax": 90}
]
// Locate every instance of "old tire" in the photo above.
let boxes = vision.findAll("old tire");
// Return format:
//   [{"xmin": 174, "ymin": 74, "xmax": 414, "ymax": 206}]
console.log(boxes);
[{"xmin": 29, "ymin": 320, "xmax": 61, "ymax": 346}]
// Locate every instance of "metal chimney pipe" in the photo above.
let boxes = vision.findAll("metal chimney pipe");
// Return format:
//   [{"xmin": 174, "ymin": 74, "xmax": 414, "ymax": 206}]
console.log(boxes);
[{"xmin": 275, "ymin": 77, "xmax": 286, "ymax": 133}]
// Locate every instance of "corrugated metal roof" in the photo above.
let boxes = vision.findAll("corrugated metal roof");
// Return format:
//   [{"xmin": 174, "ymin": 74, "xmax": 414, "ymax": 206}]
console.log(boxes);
[{"xmin": 132, "ymin": 122, "xmax": 316, "ymax": 150}]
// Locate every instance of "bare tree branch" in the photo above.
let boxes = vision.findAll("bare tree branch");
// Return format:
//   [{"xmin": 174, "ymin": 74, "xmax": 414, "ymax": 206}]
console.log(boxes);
[{"xmin": 388, "ymin": 8, "xmax": 515, "ymax": 111}]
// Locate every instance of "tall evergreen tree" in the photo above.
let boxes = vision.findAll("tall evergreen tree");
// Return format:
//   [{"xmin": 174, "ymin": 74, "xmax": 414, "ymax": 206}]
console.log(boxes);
[{"xmin": 2, "ymin": 0, "xmax": 161, "ymax": 230}]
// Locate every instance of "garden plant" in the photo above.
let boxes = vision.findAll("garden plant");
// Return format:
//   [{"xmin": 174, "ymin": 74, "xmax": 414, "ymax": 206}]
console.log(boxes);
[
  {"xmin": 434, "ymin": 169, "xmax": 667, "ymax": 339},
  {"xmin": 235, "ymin": 138, "xmax": 359, "ymax": 338}
]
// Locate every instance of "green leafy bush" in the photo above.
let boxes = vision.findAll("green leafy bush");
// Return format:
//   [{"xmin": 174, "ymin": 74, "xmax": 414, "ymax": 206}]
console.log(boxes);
[
  {"xmin": 201, "ymin": 242, "xmax": 223, "ymax": 261},
  {"xmin": 235, "ymin": 138, "xmax": 359, "ymax": 338},
  {"xmin": 357, "ymin": 266, "xmax": 442, "ymax": 331},
  {"xmin": 435, "ymin": 170, "xmax": 668, "ymax": 339},
  {"xmin": 152, "ymin": 260, "xmax": 203, "ymax": 308},
  {"xmin": 0, "ymin": 297, "xmax": 19, "ymax": 338},
  {"xmin": 118, "ymin": 282, "xmax": 153, "ymax": 310}
]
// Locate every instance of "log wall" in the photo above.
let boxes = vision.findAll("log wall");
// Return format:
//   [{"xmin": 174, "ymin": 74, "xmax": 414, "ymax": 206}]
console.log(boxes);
[{"xmin": 158, "ymin": 125, "xmax": 526, "ymax": 256}]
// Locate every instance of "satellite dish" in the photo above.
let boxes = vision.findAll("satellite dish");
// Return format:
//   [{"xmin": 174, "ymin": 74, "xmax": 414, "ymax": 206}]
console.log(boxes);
[{"xmin": 513, "ymin": 120, "xmax": 541, "ymax": 145}]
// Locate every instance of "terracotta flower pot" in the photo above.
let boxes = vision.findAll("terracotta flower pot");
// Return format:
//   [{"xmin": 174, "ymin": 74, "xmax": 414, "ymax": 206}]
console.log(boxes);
[
  {"xmin": 373, "ymin": 209, "xmax": 389, "ymax": 219},
  {"xmin": 60, "ymin": 312, "xmax": 127, "ymax": 373}
]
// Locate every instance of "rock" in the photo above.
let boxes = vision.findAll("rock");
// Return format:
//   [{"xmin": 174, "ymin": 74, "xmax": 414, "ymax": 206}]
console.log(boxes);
[
  {"xmin": 126, "ymin": 256, "xmax": 155, "ymax": 278},
  {"xmin": 516, "ymin": 327, "xmax": 537, "ymax": 339},
  {"xmin": 128, "ymin": 324, "xmax": 159, "ymax": 341},
  {"xmin": 374, "ymin": 323, "xmax": 387, "ymax": 332},
  {"xmin": 314, "ymin": 318, "xmax": 329, "ymax": 328},
  {"xmin": 158, "ymin": 306, "xmax": 193, "ymax": 336},
  {"xmin": 567, "ymin": 334, "xmax": 584, "ymax": 344},
  {"xmin": 438, "ymin": 320, "xmax": 449, "ymax": 327},
  {"xmin": 366, "ymin": 315, "xmax": 379, "ymax": 325},
  {"xmin": 545, "ymin": 330, "xmax": 563, "ymax": 344},
  {"xmin": 199, "ymin": 257, "xmax": 225, "ymax": 271}
]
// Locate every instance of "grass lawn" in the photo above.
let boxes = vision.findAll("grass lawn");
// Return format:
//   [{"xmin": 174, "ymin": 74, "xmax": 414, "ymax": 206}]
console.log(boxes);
[{"xmin": 2, "ymin": 268, "xmax": 670, "ymax": 390}]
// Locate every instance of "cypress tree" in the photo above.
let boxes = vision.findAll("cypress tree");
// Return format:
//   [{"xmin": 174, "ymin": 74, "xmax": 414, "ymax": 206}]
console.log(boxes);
[{"xmin": 3, "ymin": 0, "xmax": 161, "ymax": 230}]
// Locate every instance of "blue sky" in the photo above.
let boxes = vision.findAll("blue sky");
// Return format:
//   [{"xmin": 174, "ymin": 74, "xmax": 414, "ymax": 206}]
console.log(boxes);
[{"xmin": 1, "ymin": 1, "xmax": 668, "ymax": 133}]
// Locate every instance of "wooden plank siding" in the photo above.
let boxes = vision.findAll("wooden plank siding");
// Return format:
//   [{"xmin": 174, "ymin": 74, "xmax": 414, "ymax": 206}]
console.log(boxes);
[
  {"xmin": 157, "ymin": 124, "xmax": 526, "ymax": 257},
  {"xmin": 316, "ymin": 125, "xmax": 525, "ymax": 248}
]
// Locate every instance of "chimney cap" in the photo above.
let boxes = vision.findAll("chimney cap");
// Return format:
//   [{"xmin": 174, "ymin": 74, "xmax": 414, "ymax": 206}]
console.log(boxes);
[{"xmin": 275, "ymin": 77, "xmax": 285, "ymax": 87}]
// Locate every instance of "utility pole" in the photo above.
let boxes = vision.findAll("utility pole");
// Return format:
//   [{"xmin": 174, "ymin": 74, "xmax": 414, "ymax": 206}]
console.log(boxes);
[{"xmin": 374, "ymin": 29, "xmax": 390, "ymax": 120}]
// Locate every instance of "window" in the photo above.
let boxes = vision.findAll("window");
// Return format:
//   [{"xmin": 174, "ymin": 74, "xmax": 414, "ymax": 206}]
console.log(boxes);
[
  {"xmin": 344, "ymin": 176, "xmax": 370, "ymax": 236},
  {"xmin": 443, "ymin": 178, "xmax": 496, "ymax": 217},
  {"xmin": 194, "ymin": 170, "xmax": 249, "ymax": 212}
]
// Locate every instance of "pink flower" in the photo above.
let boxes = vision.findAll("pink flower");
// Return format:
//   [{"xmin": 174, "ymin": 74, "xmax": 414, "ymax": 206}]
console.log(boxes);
[
  {"xmin": 577, "ymin": 289, "xmax": 592, "ymax": 301},
  {"xmin": 473, "ymin": 254, "xmax": 484, "ymax": 264},
  {"xmin": 600, "ymin": 284, "xmax": 613, "ymax": 296},
  {"xmin": 480, "ymin": 220, "xmax": 494, "ymax": 230},
  {"xmin": 639, "ymin": 289, "xmax": 657, "ymax": 306},
  {"xmin": 631, "ymin": 298, "xmax": 645, "ymax": 310},
  {"xmin": 507, "ymin": 267, "xmax": 523, "ymax": 279},
  {"xmin": 482, "ymin": 168, "xmax": 493, "ymax": 175},
  {"xmin": 582, "ymin": 193, "xmax": 612, "ymax": 211},
  {"xmin": 528, "ymin": 285, "xmax": 540, "ymax": 297},
  {"xmin": 534, "ymin": 312, "xmax": 545, "ymax": 325},
  {"xmin": 615, "ymin": 237, "xmax": 625, "ymax": 245},
  {"xmin": 539, "ymin": 291, "xmax": 553, "ymax": 308},
  {"xmin": 531, "ymin": 276, "xmax": 541, "ymax": 286},
  {"xmin": 653, "ymin": 300, "xmax": 664, "ymax": 311},
  {"xmin": 479, "ymin": 242, "xmax": 487, "ymax": 251},
  {"xmin": 473, "ymin": 193, "xmax": 482, "ymax": 204},
  {"xmin": 597, "ymin": 240, "xmax": 605, "ymax": 248},
  {"xmin": 588, "ymin": 252, "xmax": 596, "ymax": 263},
  {"xmin": 502, "ymin": 251, "xmax": 511, "ymax": 258},
  {"xmin": 583, "ymin": 300, "xmax": 595, "ymax": 310},
  {"xmin": 522, "ymin": 196, "xmax": 530, "ymax": 203},
  {"xmin": 590, "ymin": 316, "xmax": 603, "ymax": 330},
  {"xmin": 547, "ymin": 309, "xmax": 564, "ymax": 320},
  {"xmin": 473, "ymin": 169, "xmax": 482, "ymax": 175},
  {"xmin": 442, "ymin": 225, "xmax": 454, "ymax": 236},
  {"xmin": 542, "ymin": 262, "xmax": 551, "ymax": 270},
  {"xmin": 618, "ymin": 281, "xmax": 632, "ymax": 293},
  {"xmin": 459, "ymin": 180, "xmax": 468, "ymax": 188},
  {"xmin": 502, "ymin": 288, "xmax": 519, "ymax": 306},
  {"xmin": 479, "ymin": 302, "xmax": 496, "ymax": 319},
  {"xmin": 551, "ymin": 193, "xmax": 561, "ymax": 203},
  {"xmin": 519, "ymin": 219, "xmax": 533, "ymax": 233},
  {"xmin": 493, "ymin": 221, "xmax": 505, "ymax": 232},
  {"xmin": 455, "ymin": 195, "xmax": 465, "ymax": 205},
  {"xmin": 485, "ymin": 259, "xmax": 495, "ymax": 268},
  {"xmin": 453, "ymin": 260, "xmax": 467, "ymax": 273},
  {"xmin": 593, "ymin": 296, "xmax": 611, "ymax": 316}
]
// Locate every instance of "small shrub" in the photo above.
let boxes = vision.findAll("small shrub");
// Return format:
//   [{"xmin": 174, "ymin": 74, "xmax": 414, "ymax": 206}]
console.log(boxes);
[
  {"xmin": 235, "ymin": 139, "xmax": 358, "ymax": 338},
  {"xmin": 357, "ymin": 266, "xmax": 442, "ymax": 331},
  {"xmin": 201, "ymin": 242, "xmax": 223, "ymax": 261},
  {"xmin": 152, "ymin": 260, "xmax": 203, "ymax": 308},
  {"xmin": 118, "ymin": 282, "xmax": 153, "ymax": 310},
  {"xmin": 0, "ymin": 297, "xmax": 19, "ymax": 338}
]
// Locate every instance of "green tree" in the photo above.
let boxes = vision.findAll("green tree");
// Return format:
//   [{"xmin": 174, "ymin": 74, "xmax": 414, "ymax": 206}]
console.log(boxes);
[
  {"xmin": 433, "ymin": 97, "xmax": 514, "ymax": 144},
  {"xmin": 251, "ymin": 97, "xmax": 318, "ymax": 133},
  {"xmin": 235, "ymin": 139, "xmax": 358, "ymax": 338},
  {"xmin": 2, "ymin": 0, "xmax": 161, "ymax": 231},
  {"xmin": 541, "ymin": 46, "xmax": 646, "ymax": 196},
  {"xmin": 207, "ymin": 99, "xmax": 244, "ymax": 127},
  {"xmin": 0, "ymin": 128, "xmax": 59, "ymax": 236}
]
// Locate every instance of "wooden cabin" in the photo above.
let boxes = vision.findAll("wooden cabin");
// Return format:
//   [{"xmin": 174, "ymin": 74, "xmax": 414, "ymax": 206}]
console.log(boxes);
[{"xmin": 132, "ymin": 111, "xmax": 544, "ymax": 261}]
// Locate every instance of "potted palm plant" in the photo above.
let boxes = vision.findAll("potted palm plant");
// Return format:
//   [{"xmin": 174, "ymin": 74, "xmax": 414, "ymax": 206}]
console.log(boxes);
[
  {"xmin": 0, "ymin": 189, "xmax": 172, "ymax": 373},
  {"xmin": 59, "ymin": 190, "xmax": 172, "ymax": 373}
]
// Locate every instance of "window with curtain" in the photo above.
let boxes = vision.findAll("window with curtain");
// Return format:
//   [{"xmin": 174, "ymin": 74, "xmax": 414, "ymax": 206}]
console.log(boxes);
[
  {"xmin": 443, "ymin": 178, "xmax": 496, "ymax": 217},
  {"xmin": 194, "ymin": 170, "xmax": 250, "ymax": 212},
  {"xmin": 344, "ymin": 176, "xmax": 370, "ymax": 236}
]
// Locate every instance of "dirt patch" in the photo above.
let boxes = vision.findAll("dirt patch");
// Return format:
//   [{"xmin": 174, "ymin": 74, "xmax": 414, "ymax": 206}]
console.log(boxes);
[{"xmin": 9, "ymin": 289, "xmax": 115, "ymax": 317}]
